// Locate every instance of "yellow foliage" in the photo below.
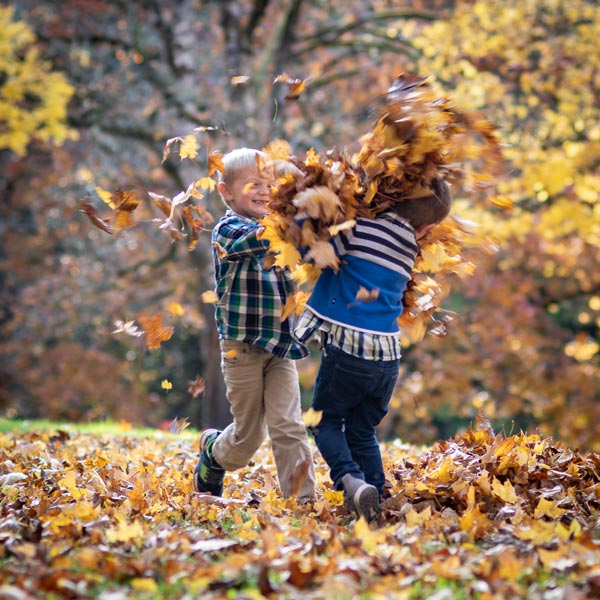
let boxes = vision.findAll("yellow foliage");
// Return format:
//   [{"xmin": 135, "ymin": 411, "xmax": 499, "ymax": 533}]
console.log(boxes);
[{"xmin": 0, "ymin": 6, "xmax": 75, "ymax": 155}]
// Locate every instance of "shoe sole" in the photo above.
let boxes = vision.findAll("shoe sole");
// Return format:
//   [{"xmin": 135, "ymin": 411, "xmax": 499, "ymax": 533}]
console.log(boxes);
[{"xmin": 353, "ymin": 483, "xmax": 380, "ymax": 520}]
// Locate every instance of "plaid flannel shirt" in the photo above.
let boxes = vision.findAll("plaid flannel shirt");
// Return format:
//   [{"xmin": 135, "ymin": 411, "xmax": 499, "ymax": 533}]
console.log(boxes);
[
  {"xmin": 294, "ymin": 309, "xmax": 402, "ymax": 361},
  {"xmin": 211, "ymin": 210, "xmax": 308, "ymax": 360}
]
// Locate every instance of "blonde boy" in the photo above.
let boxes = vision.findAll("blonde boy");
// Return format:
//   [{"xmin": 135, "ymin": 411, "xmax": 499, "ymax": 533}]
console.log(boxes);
[{"xmin": 193, "ymin": 148, "xmax": 316, "ymax": 501}]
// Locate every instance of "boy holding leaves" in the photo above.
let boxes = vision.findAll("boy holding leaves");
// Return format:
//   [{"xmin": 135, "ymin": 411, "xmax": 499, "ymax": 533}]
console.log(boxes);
[{"xmin": 296, "ymin": 178, "xmax": 452, "ymax": 520}]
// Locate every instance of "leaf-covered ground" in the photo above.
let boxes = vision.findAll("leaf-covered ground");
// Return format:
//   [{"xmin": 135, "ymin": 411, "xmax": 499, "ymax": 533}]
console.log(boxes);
[{"xmin": 1, "ymin": 421, "xmax": 600, "ymax": 599}]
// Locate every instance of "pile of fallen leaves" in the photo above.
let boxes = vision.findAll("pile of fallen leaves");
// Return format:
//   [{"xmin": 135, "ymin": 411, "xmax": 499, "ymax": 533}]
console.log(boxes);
[
  {"xmin": 1, "ymin": 419, "xmax": 599, "ymax": 599},
  {"xmin": 259, "ymin": 74, "xmax": 509, "ymax": 342}
]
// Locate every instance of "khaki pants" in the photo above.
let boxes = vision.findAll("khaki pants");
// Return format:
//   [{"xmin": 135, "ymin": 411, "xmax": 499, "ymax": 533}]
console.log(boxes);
[{"xmin": 212, "ymin": 340, "xmax": 316, "ymax": 499}]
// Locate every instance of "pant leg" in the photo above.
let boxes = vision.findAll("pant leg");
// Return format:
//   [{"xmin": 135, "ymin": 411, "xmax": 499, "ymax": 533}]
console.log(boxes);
[
  {"xmin": 310, "ymin": 346, "xmax": 371, "ymax": 490},
  {"xmin": 345, "ymin": 363, "xmax": 399, "ymax": 494},
  {"xmin": 212, "ymin": 340, "xmax": 268, "ymax": 471},
  {"xmin": 263, "ymin": 356, "xmax": 316, "ymax": 499}
]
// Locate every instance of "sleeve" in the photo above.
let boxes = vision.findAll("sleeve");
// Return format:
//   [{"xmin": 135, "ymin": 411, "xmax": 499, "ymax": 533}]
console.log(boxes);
[{"xmin": 216, "ymin": 220, "xmax": 270, "ymax": 261}]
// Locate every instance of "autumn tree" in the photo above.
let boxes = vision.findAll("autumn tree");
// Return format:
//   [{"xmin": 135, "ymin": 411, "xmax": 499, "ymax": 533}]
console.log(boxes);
[
  {"xmin": 382, "ymin": 0, "xmax": 600, "ymax": 450},
  {"xmin": 1, "ymin": 0, "xmax": 447, "ymax": 427}
]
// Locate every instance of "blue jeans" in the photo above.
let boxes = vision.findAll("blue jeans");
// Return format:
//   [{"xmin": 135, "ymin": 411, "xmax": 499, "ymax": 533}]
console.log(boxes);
[{"xmin": 310, "ymin": 345, "xmax": 399, "ymax": 495}]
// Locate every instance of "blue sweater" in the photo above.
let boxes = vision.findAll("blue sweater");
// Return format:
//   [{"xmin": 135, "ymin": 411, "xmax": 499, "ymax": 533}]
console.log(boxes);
[{"xmin": 306, "ymin": 212, "xmax": 418, "ymax": 335}]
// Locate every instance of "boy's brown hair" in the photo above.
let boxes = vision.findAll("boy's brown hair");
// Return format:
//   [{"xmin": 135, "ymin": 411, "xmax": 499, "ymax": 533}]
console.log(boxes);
[{"xmin": 391, "ymin": 177, "xmax": 452, "ymax": 230}]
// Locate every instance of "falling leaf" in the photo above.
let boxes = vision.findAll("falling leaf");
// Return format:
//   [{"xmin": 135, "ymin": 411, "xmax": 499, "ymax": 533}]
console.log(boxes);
[
  {"xmin": 161, "ymin": 379, "xmax": 172, "ymax": 391},
  {"xmin": 179, "ymin": 134, "xmax": 199, "ymax": 160},
  {"xmin": 168, "ymin": 416, "xmax": 190, "ymax": 434},
  {"xmin": 201, "ymin": 290, "xmax": 219, "ymax": 304},
  {"xmin": 207, "ymin": 150, "xmax": 224, "ymax": 176},
  {"xmin": 355, "ymin": 287, "xmax": 380, "ymax": 303},
  {"xmin": 328, "ymin": 219, "xmax": 356, "ymax": 236},
  {"xmin": 80, "ymin": 200, "xmax": 114, "ymax": 235},
  {"xmin": 230, "ymin": 75, "xmax": 250, "ymax": 85},
  {"xmin": 187, "ymin": 375, "xmax": 205, "ymax": 398},
  {"xmin": 213, "ymin": 241, "xmax": 228, "ymax": 259},
  {"xmin": 274, "ymin": 72, "xmax": 307, "ymax": 100},
  {"xmin": 95, "ymin": 186, "xmax": 116, "ymax": 209},
  {"xmin": 166, "ymin": 301, "xmax": 185, "ymax": 317},
  {"xmin": 196, "ymin": 176, "xmax": 217, "ymax": 192},
  {"xmin": 138, "ymin": 313, "xmax": 174, "ymax": 350},
  {"xmin": 162, "ymin": 136, "xmax": 184, "ymax": 162},
  {"xmin": 302, "ymin": 407, "xmax": 323, "ymax": 427},
  {"xmin": 112, "ymin": 319, "xmax": 144, "ymax": 337},
  {"xmin": 305, "ymin": 240, "xmax": 339, "ymax": 271}
]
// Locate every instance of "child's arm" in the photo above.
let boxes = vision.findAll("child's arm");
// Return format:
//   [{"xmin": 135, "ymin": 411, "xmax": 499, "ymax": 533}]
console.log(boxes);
[{"xmin": 215, "ymin": 220, "xmax": 269, "ymax": 261}]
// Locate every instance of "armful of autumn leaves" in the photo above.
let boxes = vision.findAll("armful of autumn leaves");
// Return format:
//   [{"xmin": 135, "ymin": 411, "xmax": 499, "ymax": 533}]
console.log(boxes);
[{"xmin": 81, "ymin": 73, "xmax": 509, "ymax": 348}]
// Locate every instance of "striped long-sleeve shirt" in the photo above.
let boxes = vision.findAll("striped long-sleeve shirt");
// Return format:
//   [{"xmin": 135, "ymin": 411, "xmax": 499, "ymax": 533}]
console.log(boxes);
[
  {"xmin": 295, "ymin": 211, "xmax": 418, "ymax": 361},
  {"xmin": 211, "ymin": 210, "xmax": 308, "ymax": 360}
]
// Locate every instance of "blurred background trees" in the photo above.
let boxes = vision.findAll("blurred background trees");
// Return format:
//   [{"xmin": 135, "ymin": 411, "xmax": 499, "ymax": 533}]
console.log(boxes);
[{"xmin": 1, "ymin": 0, "xmax": 599, "ymax": 451}]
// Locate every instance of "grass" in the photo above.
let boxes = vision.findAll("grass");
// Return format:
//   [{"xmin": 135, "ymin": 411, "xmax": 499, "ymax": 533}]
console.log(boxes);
[{"xmin": 0, "ymin": 417, "xmax": 198, "ymax": 440}]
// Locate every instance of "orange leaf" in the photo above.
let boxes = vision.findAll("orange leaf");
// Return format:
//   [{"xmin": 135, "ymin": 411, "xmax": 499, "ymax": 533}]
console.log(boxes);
[{"xmin": 138, "ymin": 313, "xmax": 174, "ymax": 350}]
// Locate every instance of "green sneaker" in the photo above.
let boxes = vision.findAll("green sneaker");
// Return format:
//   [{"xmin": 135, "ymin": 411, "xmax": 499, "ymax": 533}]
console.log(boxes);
[{"xmin": 193, "ymin": 429, "xmax": 224, "ymax": 495}]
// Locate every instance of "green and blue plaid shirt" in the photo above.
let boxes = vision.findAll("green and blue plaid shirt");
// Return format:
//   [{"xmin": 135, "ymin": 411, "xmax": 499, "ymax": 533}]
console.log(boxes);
[{"xmin": 211, "ymin": 210, "xmax": 308, "ymax": 360}]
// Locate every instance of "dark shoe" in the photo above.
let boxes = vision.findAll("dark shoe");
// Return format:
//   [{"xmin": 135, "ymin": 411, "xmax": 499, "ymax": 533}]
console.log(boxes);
[
  {"xmin": 193, "ymin": 429, "xmax": 224, "ymax": 495},
  {"xmin": 341, "ymin": 473, "xmax": 380, "ymax": 521}
]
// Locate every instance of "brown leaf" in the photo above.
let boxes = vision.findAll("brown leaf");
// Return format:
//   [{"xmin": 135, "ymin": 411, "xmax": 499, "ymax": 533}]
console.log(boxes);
[
  {"xmin": 187, "ymin": 375, "xmax": 205, "ymax": 398},
  {"xmin": 80, "ymin": 200, "xmax": 114, "ymax": 235}
]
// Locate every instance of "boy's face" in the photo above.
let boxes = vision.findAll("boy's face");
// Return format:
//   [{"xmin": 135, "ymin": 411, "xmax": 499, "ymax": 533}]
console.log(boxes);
[{"xmin": 219, "ymin": 167, "xmax": 270, "ymax": 219}]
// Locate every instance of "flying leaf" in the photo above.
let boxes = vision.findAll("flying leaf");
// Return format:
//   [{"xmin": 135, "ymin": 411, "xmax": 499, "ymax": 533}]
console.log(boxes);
[
  {"xmin": 230, "ymin": 75, "xmax": 250, "ymax": 85},
  {"xmin": 305, "ymin": 240, "xmax": 339, "ymax": 271},
  {"xmin": 208, "ymin": 150, "xmax": 224, "ymax": 176},
  {"xmin": 166, "ymin": 301, "xmax": 185, "ymax": 317},
  {"xmin": 201, "ymin": 290, "xmax": 219, "ymax": 304},
  {"xmin": 213, "ymin": 241, "xmax": 228, "ymax": 259},
  {"xmin": 80, "ymin": 200, "xmax": 114, "ymax": 235},
  {"xmin": 328, "ymin": 219, "xmax": 356, "ymax": 236},
  {"xmin": 274, "ymin": 73, "xmax": 307, "ymax": 100},
  {"xmin": 111, "ymin": 189, "xmax": 140, "ymax": 231},
  {"xmin": 162, "ymin": 136, "xmax": 184, "ymax": 162},
  {"xmin": 355, "ymin": 286, "xmax": 380, "ymax": 303},
  {"xmin": 187, "ymin": 375, "xmax": 205, "ymax": 398},
  {"xmin": 96, "ymin": 186, "xmax": 116, "ymax": 209},
  {"xmin": 161, "ymin": 379, "xmax": 172, "ymax": 391},
  {"xmin": 138, "ymin": 313, "xmax": 174, "ymax": 350},
  {"xmin": 302, "ymin": 407, "xmax": 323, "ymax": 427},
  {"xmin": 179, "ymin": 134, "xmax": 199, "ymax": 160},
  {"xmin": 168, "ymin": 416, "xmax": 190, "ymax": 434},
  {"xmin": 112, "ymin": 319, "xmax": 144, "ymax": 337}
]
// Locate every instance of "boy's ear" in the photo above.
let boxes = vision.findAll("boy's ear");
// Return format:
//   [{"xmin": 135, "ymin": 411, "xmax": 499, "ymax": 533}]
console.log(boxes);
[{"xmin": 218, "ymin": 181, "xmax": 231, "ymax": 201}]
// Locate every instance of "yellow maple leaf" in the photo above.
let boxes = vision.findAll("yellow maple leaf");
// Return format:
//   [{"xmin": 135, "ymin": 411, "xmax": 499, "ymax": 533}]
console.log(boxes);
[
  {"xmin": 105, "ymin": 515, "xmax": 144, "ymax": 544},
  {"xmin": 302, "ymin": 408, "xmax": 323, "ymax": 427},
  {"xmin": 58, "ymin": 470, "xmax": 86, "ymax": 501},
  {"xmin": 166, "ymin": 301, "xmax": 185, "ymax": 316},
  {"xmin": 201, "ymin": 290, "xmax": 219, "ymax": 304},
  {"xmin": 161, "ymin": 379, "xmax": 172, "ymax": 390},
  {"xmin": 491, "ymin": 477, "xmax": 519, "ymax": 504},
  {"xmin": 196, "ymin": 176, "xmax": 217, "ymax": 192},
  {"xmin": 534, "ymin": 497, "xmax": 566, "ymax": 519},
  {"xmin": 179, "ymin": 134, "xmax": 199, "ymax": 160}
]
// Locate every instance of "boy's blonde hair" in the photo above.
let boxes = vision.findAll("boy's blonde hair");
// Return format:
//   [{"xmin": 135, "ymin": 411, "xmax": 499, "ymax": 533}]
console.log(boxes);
[{"xmin": 220, "ymin": 148, "xmax": 266, "ymax": 186}]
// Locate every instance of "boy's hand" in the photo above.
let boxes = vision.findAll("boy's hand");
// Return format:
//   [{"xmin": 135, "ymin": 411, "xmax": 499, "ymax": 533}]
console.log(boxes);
[{"xmin": 305, "ymin": 240, "xmax": 339, "ymax": 271}]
